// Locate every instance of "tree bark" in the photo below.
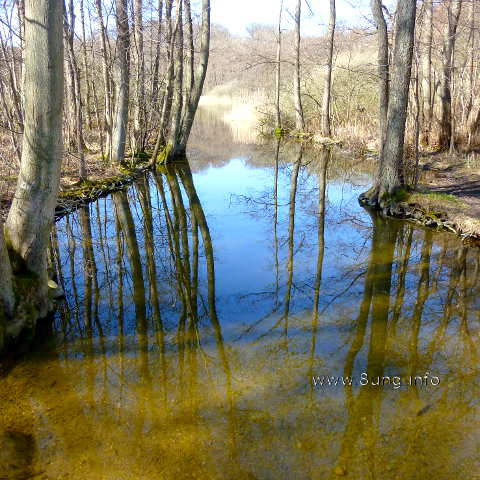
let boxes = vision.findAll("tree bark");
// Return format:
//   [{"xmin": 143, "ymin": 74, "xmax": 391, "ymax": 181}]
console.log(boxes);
[
  {"xmin": 293, "ymin": 0, "xmax": 305, "ymax": 131},
  {"xmin": 166, "ymin": 0, "xmax": 184, "ymax": 155},
  {"xmin": 5, "ymin": 0, "xmax": 64, "ymax": 286},
  {"xmin": 439, "ymin": 0, "xmax": 462, "ymax": 150},
  {"xmin": 321, "ymin": 0, "xmax": 336, "ymax": 137},
  {"xmin": 182, "ymin": 0, "xmax": 195, "ymax": 125},
  {"xmin": 150, "ymin": 0, "xmax": 164, "ymax": 109},
  {"xmin": 94, "ymin": 0, "xmax": 113, "ymax": 158},
  {"xmin": 153, "ymin": 0, "xmax": 176, "ymax": 154},
  {"xmin": 132, "ymin": 0, "xmax": 146, "ymax": 153},
  {"xmin": 111, "ymin": 0, "xmax": 130, "ymax": 163},
  {"xmin": 371, "ymin": 0, "xmax": 389, "ymax": 157},
  {"xmin": 362, "ymin": 0, "xmax": 417, "ymax": 207},
  {"xmin": 177, "ymin": 0, "xmax": 211, "ymax": 155},
  {"xmin": 80, "ymin": 0, "xmax": 93, "ymax": 130},
  {"xmin": 64, "ymin": 0, "xmax": 86, "ymax": 179},
  {"xmin": 0, "ymin": 221, "xmax": 15, "ymax": 325},
  {"xmin": 422, "ymin": 0, "xmax": 434, "ymax": 143},
  {"xmin": 275, "ymin": 0, "xmax": 284, "ymax": 130}
]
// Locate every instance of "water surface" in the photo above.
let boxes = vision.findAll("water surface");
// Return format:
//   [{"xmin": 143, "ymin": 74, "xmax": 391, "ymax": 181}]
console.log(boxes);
[{"xmin": 1, "ymin": 107, "xmax": 479, "ymax": 480}]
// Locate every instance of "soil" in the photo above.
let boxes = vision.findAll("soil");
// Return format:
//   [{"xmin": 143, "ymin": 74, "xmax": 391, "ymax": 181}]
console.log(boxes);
[
  {"xmin": 0, "ymin": 151, "xmax": 151, "ymax": 221},
  {"xmin": 416, "ymin": 150, "xmax": 480, "ymax": 238}
]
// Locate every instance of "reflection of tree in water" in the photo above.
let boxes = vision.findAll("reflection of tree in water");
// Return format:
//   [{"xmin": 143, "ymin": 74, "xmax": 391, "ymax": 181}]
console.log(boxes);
[
  {"xmin": 227, "ymin": 143, "xmax": 479, "ymax": 478},
  {"xmin": 330, "ymin": 215, "xmax": 480, "ymax": 479},
  {"xmin": 3, "ymin": 150, "xmax": 479, "ymax": 479}
]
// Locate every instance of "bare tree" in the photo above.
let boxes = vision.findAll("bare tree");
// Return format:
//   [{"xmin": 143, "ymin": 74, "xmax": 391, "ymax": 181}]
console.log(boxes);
[
  {"xmin": 166, "ymin": 0, "xmax": 184, "ymax": 156},
  {"xmin": 293, "ymin": 0, "xmax": 305, "ymax": 131},
  {"xmin": 321, "ymin": 0, "xmax": 336, "ymax": 137},
  {"xmin": 64, "ymin": 0, "xmax": 86, "ymax": 179},
  {"xmin": 111, "ymin": 0, "xmax": 130, "ymax": 163},
  {"xmin": 422, "ymin": 0, "xmax": 434, "ymax": 143},
  {"xmin": 94, "ymin": 0, "xmax": 113, "ymax": 157},
  {"xmin": 275, "ymin": 0, "xmax": 284, "ymax": 130},
  {"xmin": 2, "ymin": 0, "xmax": 64, "ymax": 347},
  {"xmin": 361, "ymin": 0, "xmax": 417, "ymax": 207},
  {"xmin": 371, "ymin": 0, "xmax": 389, "ymax": 157},
  {"xmin": 438, "ymin": 0, "xmax": 462, "ymax": 150},
  {"xmin": 132, "ymin": 0, "xmax": 146, "ymax": 153},
  {"xmin": 153, "ymin": 0, "xmax": 212, "ymax": 160},
  {"xmin": 178, "ymin": 0, "xmax": 211, "ymax": 154}
]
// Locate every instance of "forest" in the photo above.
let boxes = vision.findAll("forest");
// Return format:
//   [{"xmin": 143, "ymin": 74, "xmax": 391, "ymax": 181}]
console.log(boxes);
[{"xmin": 0, "ymin": 1, "xmax": 479, "ymax": 479}]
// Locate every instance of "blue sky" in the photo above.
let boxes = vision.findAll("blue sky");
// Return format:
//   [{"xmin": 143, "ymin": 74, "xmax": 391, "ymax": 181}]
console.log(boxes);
[{"xmin": 210, "ymin": 0, "xmax": 374, "ymax": 36}]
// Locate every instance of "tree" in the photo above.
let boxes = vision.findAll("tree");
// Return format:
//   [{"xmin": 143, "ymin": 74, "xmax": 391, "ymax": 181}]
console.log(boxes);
[
  {"xmin": 1, "ymin": 0, "xmax": 64, "ymax": 352},
  {"xmin": 361, "ymin": 0, "xmax": 417, "ymax": 208},
  {"xmin": 64, "ymin": 0, "xmax": 87, "ymax": 179},
  {"xmin": 321, "ymin": 0, "xmax": 336, "ymax": 137},
  {"xmin": 94, "ymin": 0, "xmax": 113, "ymax": 157},
  {"xmin": 438, "ymin": 0, "xmax": 462, "ymax": 151},
  {"xmin": 422, "ymin": 0, "xmax": 434, "ymax": 144},
  {"xmin": 371, "ymin": 0, "xmax": 389, "ymax": 157},
  {"xmin": 111, "ymin": 0, "xmax": 130, "ymax": 163},
  {"xmin": 177, "ymin": 0, "xmax": 211, "ymax": 155},
  {"xmin": 132, "ymin": 0, "xmax": 146, "ymax": 153},
  {"xmin": 275, "ymin": 0, "xmax": 284, "ymax": 130},
  {"xmin": 293, "ymin": 0, "xmax": 305, "ymax": 131},
  {"xmin": 152, "ymin": 0, "xmax": 211, "ymax": 161}
]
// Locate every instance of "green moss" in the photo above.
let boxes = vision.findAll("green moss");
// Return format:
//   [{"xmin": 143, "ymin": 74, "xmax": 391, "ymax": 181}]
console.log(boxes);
[
  {"xmin": 392, "ymin": 188, "xmax": 409, "ymax": 203},
  {"xmin": 60, "ymin": 174, "xmax": 132, "ymax": 200},
  {"xmin": 273, "ymin": 127, "xmax": 286, "ymax": 137},
  {"xmin": 157, "ymin": 144, "xmax": 173, "ymax": 165},
  {"xmin": 156, "ymin": 165, "xmax": 168, "ymax": 175},
  {"xmin": 380, "ymin": 189, "xmax": 406, "ymax": 204}
]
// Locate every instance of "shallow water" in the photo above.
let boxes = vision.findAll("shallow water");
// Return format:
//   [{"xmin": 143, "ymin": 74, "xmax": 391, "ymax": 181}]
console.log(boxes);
[{"xmin": 1, "ymin": 107, "xmax": 479, "ymax": 480}]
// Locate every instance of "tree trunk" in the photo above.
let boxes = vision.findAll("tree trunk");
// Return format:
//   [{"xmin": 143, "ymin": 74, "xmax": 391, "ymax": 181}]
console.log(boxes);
[
  {"xmin": 132, "ymin": 0, "xmax": 146, "ymax": 153},
  {"xmin": 422, "ymin": 0, "xmax": 433, "ymax": 143},
  {"xmin": 177, "ymin": 0, "xmax": 211, "ymax": 155},
  {"xmin": 438, "ymin": 0, "xmax": 462, "ymax": 150},
  {"xmin": 0, "ymin": 221, "xmax": 15, "ymax": 343},
  {"xmin": 182, "ymin": 0, "xmax": 195, "ymax": 125},
  {"xmin": 275, "ymin": 0, "xmax": 284, "ymax": 130},
  {"xmin": 64, "ymin": 0, "xmax": 86, "ymax": 179},
  {"xmin": 6, "ymin": 0, "xmax": 64, "ymax": 286},
  {"xmin": 111, "ymin": 0, "xmax": 130, "ymax": 163},
  {"xmin": 94, "ymin": 0, "xmax": 113, "ymax": 158},
  {"xmin": 371, "ymin": 0, "xmax": 389, "ymax": 157},
  {"xmin": 293, "ymin": 0, "xmax": 305, "ymax": 131},
  {"xmin": 321, "ymin": 0, "xmax": 336, "ymax": 137},
  {"xmin": 80, "ymin": 0, "xmax": 93, "ymax": 130},
  {"xmin": 1, "ymin": 0, "xmax": 63, "ymax": 348},
  {"xmin": 153, "ymin": 0, "xmax": 176, "ymax": 154},
  {"xmin": 361, "ymin": 0, "xmax": 417, "ymax": 208},
  {"xmin": 166, "ymin": 0, "xmax": 184, "ymax": 155},
  {"xmin": 150, "ymin": 0, "xmax": 164, "ymax": 109}
]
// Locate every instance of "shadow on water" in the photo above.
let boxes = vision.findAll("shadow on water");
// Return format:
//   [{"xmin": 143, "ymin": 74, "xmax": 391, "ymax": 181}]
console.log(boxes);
[{"xmin": 0, "ymin": 127, "xmax": 479, "ymax": 479}]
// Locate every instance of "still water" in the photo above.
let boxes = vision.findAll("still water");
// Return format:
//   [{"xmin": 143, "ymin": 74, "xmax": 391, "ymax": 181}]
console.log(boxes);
[{"xmin": 1, "ymin": 107, "xmax": 479, "ymax": 480}]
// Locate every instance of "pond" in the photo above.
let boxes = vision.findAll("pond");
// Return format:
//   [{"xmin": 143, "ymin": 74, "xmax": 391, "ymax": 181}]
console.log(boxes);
[{"xmin": 0, "ymin": 106, "xmax": 479, "ymax": 480}]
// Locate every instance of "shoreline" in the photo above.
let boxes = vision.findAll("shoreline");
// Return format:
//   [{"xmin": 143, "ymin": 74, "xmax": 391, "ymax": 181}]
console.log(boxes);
[
  {"xmin": 54, "ymin": 160, "xmax": 153, "ymax": 220},
  {"xmin": 275, "ymin": 129, "xmax": 480, "ymax": 243},
  {"xmin": 1, "ymin": 136, "xmax": 479, "ymax": 243},
  {"xmin": 358, "ymin": 192, "xmax": 480, "ymax": 245}
]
